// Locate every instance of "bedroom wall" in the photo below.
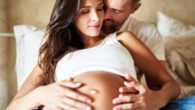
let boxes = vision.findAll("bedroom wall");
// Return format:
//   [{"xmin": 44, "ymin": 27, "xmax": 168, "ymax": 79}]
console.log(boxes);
[
  {"xmin": 0, "ymin": 0, "xmax": 9, "ymax": 109},
  {"xmin": 132, "ymin": 0, "xmax": 195, "ymax": 25},
  {"xmin": 1, "ymin": 0, "xmax": 55, "ymax": 108},
  {"xmin": 0, "ymin": 0, "xmax": 55, "ymax": 109},
  {"xmin": 7, "ymin": 0, "xmax": 195, "ymax": 31},
  {"xmin": 7, "ymin": 0, "xmax": 55, "ymax": 31}
]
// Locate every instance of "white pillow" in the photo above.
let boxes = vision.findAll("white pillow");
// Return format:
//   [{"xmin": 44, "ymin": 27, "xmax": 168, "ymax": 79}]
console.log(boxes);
[
  {"xmin": 157, "ymin": 11, "xmax": 195, "ymax": 37},
  {"xmin": 14, "ymin": 25, "xmax": 45, "ymax": 90}
]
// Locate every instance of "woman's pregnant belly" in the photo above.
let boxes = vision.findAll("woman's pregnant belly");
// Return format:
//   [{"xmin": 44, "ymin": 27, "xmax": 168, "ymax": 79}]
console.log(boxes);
[{"xmin": 74, "ymin": 71, "xmax": 125, "ymax": 110}]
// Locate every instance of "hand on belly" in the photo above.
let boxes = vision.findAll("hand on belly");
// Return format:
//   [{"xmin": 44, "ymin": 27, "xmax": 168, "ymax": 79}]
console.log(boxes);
[{"xmin": 74, "ymin": 71, "xmax": 125, "ymax": 110}]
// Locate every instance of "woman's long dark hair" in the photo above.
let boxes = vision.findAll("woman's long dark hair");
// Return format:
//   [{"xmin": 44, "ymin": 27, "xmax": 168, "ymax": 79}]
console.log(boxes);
[{"xmin": 39, "ymin": 0, "xmax": 84, "ymax": 84}]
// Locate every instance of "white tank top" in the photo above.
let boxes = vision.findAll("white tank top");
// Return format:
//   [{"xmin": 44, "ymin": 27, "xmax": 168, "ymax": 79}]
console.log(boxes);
[{"xmin": 55, "ymin": 32, "xmax": 136, "ymax": 81}]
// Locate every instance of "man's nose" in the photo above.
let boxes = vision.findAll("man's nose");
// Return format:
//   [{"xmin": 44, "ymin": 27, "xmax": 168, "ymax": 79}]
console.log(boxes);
[{"xmin": 104, "ymin": 9, "xmax": 112, "ymax": 20}]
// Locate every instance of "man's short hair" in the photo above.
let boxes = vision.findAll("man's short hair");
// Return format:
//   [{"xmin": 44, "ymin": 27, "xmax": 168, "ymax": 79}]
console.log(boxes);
[{"xmin": 131, "ymin": 0, "xmax": 140, "ymax": 8}]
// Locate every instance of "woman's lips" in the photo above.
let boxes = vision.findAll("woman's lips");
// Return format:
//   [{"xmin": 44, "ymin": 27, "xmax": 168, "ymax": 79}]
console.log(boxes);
[{"xmin": 89, "ymin": 25, "xmax": 100, "ymax": 29}]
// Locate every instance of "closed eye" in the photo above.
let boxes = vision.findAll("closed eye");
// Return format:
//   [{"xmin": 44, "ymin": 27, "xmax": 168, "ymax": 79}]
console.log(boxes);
[
  {"xmin": 97, "ymin": 5, "xmax": 104, "ymax": 11},
  {"xmin": 112, "ymin": 9, "xmax": 122, "ymax": 13},
  {"xmin": 80, "ymin": 9, "xmax": 89, "ymax": 14}
]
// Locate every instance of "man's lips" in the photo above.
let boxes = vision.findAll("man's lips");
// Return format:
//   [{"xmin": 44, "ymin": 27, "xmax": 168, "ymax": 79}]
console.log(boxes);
[{"xmin": 103, "ymin": 20, "xmax": 113, "ymax": 25}]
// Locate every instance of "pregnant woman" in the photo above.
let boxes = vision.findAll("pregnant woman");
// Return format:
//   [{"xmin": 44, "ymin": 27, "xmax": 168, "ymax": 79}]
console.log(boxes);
[{"xmin": 6, "ymin": 0, "xmax": 180, "ymax": 110}]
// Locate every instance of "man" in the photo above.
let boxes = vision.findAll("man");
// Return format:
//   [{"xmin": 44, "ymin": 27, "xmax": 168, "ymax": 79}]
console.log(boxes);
[
  {"xmin": 103, "ymin": 0, "xmax": 165, "ymax": 80},
  {"xmin": 102, "ymin": 0, "xmax": 181, "ymax": 110}
]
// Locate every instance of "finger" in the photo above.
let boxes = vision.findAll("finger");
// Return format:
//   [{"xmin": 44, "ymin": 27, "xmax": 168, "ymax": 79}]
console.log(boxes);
[
  {"xmin": 64, "ymin": 88, "xmax": 93, "ymax": 104},
  {"xmin": 124, "ymin": 81, "xmax": 146, "ymax": 94},
  {"xmin": 124, "ymin": 73, "xmax": 137, "ymax": 82},
  {"xmin": 124, "ymin": 81, "xmax": 144, "ymax": 91},
  {"xmin": 124, "ymin": 81, "xmax": 138, "ymax": 87},
  {"xmin": 119, "ymin": 87, "xmax": 138, "ymax": 94},
  {"xmin": 112, "ymin": 94, "xmax": 138, "ymax": 104},
  {"xmin": 57, "ymin": 81, "xmax": 82, "ymax": 89},
  {"xmin": 113, "ymin": 102, "xmax": 143, "ymax": 110},
  {"xmin": 57, "ymin": 102, "xmax": 81, "ymax": 110},
  {"xmin": 62, "ymin": 97, "xmax": 92, "ymax": 110},
  {"xmin": 42, "ymin": 106, "xmax": 52, "ymax": 110}
]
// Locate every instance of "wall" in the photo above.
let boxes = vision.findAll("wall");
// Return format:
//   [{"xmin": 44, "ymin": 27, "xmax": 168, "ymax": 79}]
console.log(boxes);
[
  {"xmin": 1, "ymin": 0, "xmax": 55, "ymax": 109},
  {"xmin": 7, "ymin": 0, "xmax": 195, "ymax": 31},
  {"xmin": 132, "ymin": 0, "xmax": 195, "ymax": 25},
  {"xmin": 8, "ymin": 0, "xmax": 55, "ymax": 30},
  {"xmin": 0, "ymin": 0, "xmax": 9, "ymax": 109}
]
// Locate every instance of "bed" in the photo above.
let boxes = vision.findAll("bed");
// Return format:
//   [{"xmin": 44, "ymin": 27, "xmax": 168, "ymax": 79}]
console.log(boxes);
[{"xmin": 157, "ymin": 12, "xmax": 195, "ymax": 98}]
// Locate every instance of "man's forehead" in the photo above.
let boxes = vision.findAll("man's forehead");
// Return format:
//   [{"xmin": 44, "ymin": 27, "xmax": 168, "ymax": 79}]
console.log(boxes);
[{"xmin": 104, "ymin": 0, "xmax": 131, "ymax": 9}]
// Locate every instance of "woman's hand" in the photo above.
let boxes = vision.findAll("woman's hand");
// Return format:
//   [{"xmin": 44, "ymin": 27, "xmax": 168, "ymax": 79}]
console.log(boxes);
[
  {"xmin": 34, "ymin": 79, "xmax": 93, "ymax": 110},
  {"xmin": 112, "ymin": 73, "xmax": 162, "ymax": 110}
]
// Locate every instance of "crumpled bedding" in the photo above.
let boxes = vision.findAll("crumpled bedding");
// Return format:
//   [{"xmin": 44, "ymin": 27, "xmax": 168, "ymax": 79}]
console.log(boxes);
[{"xmin": 165, "ymin": 36, "xmax": 195, "ymax": 98}]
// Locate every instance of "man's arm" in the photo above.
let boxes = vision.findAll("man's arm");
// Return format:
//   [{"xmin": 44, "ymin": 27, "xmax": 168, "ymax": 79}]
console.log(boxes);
[
  {"xmin": 147, "ymin": 60, "xmax": 181, "ymax": 104},
  {"xmin": 113, "ymin": 31, "xmax": 180, "ymax": 110},
  {"xmin": 145, "ymin": 60, "xmax": 167, "ymax": 90}
]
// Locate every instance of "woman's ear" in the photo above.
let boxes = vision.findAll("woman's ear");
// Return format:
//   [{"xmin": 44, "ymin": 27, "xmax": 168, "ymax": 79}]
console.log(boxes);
[{"xmin": 131, "ymin": 3, "xmax": 141, "ymax": 14}]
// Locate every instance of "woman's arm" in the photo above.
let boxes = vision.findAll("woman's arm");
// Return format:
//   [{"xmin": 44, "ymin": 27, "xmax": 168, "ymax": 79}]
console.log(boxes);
[
  {"xmin": 113, "ymin": 31, "xmax": 180, "ymax": 109},
  {"xmin": 6, "ymin": 64, "xmax": 45, "ymax": 110},
  {"xmin": 6, "ymin": 64, "xmax": 93, "ymax": 110}
]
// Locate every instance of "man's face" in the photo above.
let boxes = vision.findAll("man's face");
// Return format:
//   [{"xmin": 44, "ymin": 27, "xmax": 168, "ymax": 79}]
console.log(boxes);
[{"xmin": 103, "ymin": 0, "xmax": 133, "ymax": 34}]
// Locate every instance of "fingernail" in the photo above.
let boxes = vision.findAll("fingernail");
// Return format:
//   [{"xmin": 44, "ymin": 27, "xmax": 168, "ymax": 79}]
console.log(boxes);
[
  {"xmin": 113, "ymin": 107, "xmax": 118, "ymax": 110},
  {"xmin": 119, "ymin": 94, "xmax": 123, "ymax": 97},
  {"xmin": 86, "ymin": 106, "xmax": 91, "ymax": 110},
  {"xmin": 119, "ymin": 88, "xmax": 123, "ymax": 92},
  {"xmin": 125, "ymin": 73, "xmax": 129, "ymax": 76},
  {"xmin": 75, "ymin": 82, "xmax": 81, "ymax": 86},
  {"xmin": 90, "ymin": 89, "xmax": 99, "ymax": 94},
  {"xmin": 124, "ymin": 81, "xmax": 128, "ymax": 85},
  {"xmin": 125, "ymin": 81, "xmax": 132, "ymax": 86},
  {"xmin": 112, "ymin": 99, "xmax": 117, "ymax": 104},
  {"xmin": 87, "ymin": 99, "xmax": 92, "ymax": 103}
]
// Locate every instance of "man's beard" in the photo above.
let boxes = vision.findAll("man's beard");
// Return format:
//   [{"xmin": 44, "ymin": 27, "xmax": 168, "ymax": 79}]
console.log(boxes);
[{"xmin": 102, "ymin": 19, "xmax": 118, "ymax": 34}]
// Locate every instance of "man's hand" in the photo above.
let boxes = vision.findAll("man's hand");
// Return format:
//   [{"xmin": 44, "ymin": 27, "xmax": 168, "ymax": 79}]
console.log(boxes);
[
  {"xmin": 112, "ymin": 73, "xmax": 162, "ymax": 110},
  {"xmin": 35, "ymin": 78, "xmax": 93, "ymax": 110}
]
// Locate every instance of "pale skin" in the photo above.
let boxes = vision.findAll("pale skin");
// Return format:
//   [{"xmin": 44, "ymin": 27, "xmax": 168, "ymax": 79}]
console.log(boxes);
[{"xmin": 6, "ymin": 0, "xmax": 180, "ymax": 110}]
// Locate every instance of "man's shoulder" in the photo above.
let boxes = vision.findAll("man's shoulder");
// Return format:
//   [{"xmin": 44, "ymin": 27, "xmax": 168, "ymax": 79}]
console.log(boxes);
[{"xmin": 120, "ymin": 16, "xmax": 156, "ymax": 34}]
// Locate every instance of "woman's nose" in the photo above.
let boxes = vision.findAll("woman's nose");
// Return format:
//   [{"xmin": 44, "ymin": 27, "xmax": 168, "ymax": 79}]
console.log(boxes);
[{"xmin": 91, "ymin": 11, "xmax": 99, "ymax": 22}]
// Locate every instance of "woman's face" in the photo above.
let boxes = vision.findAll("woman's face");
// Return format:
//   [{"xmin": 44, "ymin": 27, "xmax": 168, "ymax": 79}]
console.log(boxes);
[{"xmin": 74, "ymin": 0, "xmax": 104, "ymax": 37}]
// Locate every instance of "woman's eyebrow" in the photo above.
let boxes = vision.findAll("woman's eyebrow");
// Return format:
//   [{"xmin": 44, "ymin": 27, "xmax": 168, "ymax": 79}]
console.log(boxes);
[
  {"xmin": 81, "ymin": 6, "xmax": 90, "ymax": 8},
  {"xmin": 81, "ymin": 2, "xmax": 104, "ymax": 8},
  {"xmin": 98, "ymin": 2, "xmax": 104, "ymax": 6}
]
